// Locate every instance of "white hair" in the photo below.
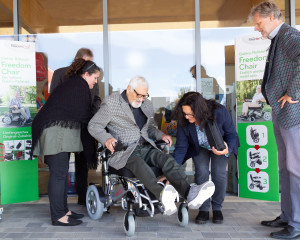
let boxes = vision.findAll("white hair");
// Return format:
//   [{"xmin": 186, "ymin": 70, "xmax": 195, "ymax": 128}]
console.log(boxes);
[{"xmin": 128, "ymin": 76, "xmax": 149, "ymax": 90}]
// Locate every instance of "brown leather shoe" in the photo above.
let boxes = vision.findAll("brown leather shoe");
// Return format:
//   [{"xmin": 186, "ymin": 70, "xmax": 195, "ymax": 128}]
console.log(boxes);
[{"xmin": 261, "ymin": 216, "xmax": 288, "ymax": 228}]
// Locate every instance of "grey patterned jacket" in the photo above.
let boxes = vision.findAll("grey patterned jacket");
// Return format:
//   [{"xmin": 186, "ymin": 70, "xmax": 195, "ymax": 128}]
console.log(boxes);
[
  {"xmin": 88, "ymin": 92, "xmax": 164, "ymax": 170},
  {"xmin": 263, "ymin": 23, "xmax": 300, "ymax": 129}
]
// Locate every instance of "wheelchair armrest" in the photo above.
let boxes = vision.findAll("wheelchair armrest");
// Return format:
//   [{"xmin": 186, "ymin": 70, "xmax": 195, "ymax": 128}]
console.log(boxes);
[
  {"xmin": 97, "ymin": 141, "xmax": 128, "ymax": 157},
  {"xmin": 155, "ymin": 140, "xmax": 169, "ymax": 153},
  {"xmin": 155, "ymin": 140, "xmax": 167, "ymax": 149}
]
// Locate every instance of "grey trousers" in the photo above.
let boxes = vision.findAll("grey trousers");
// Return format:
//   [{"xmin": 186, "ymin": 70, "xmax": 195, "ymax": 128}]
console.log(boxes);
[
  {"xmin": 13, "ymin": 107, "xmax": 31, "ymax": 120},
  {"xmin": 193, "ymin": 147, "xmax": 229, "ymax": 211},
  {"xmin": 125, "ymin": 144, "xmax": 191, "ymax": 200},
  {"xmin": 272, "ymin": 111, "xmax": 300, "ymax": 229}
]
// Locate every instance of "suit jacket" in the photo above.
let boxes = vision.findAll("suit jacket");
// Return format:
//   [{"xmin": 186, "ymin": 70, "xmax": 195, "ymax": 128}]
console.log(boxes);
[
  {"xmin": 50, "ymin": 66, "xmax": 102, "ymax": 114},
  {"xmin": 88, "ymin": 92, "xmax": 164, "ymax": 169},
  {"xmin": 173, "ymin": 104, "xmax": 239, "ymax": 165},
  {"xmin": 262, "ymin": 23, "xmax": 300, "ymax": 129}
]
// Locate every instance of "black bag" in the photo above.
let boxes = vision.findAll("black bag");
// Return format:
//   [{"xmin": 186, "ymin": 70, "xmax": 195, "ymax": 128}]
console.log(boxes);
[{"xmin": 205, "ymin": 119, "xmax": 226, "ymax": 151}]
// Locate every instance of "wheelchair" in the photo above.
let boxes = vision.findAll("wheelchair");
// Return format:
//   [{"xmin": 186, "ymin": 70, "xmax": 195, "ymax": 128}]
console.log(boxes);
[
  {"xmin": 86, "ymin": 142, "xmax": 189, "ymax": 237},
  {"xmin": 241, "ymin": 101, "xmax": 271, "ymax": 122},
  {"xmin": 1, "ymin": 107, "xmax": 26, "ymax": 126}
]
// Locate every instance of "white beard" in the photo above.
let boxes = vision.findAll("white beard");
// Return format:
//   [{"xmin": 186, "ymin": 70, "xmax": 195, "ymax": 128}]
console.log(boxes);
[{"xmin": 131, "ymin": 101, "xmax": 142, "ymax": 108}]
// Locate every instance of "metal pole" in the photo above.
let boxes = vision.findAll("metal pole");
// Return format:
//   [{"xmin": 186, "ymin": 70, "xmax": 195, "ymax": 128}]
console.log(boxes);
[
  {"xmin": 290, "ymin": 0, "xmax": 295, "ymax": 28},
  {"xmin": 13, "ymin": 0, "xmax": 19, "ymax": 41},
  {"xmin": 103, "ymin": 0, "xmax": 109, "ymax": 96},
  {"xmin": 285, "ymin": 0, "xmax": 295, "ymax": 27},
  {"xmin": 195, "ymin": 0, "xmax": 201, "ymax": 93}
]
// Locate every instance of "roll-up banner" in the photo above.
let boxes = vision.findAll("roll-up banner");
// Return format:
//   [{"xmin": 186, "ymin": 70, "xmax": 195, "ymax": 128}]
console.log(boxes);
[
  {"xmin": 235, "ymin": 34, "xmax": 279, "ymax": 201},
  {"xmin": 0, "ymin": 40, "xmax": 38, "ymax": 204}
]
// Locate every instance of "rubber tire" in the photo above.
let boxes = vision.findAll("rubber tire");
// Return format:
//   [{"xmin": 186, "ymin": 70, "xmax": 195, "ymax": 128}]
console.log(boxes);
[
  {"xmin": 177, "ymin": 205, "xmax": 189, "ymax": 227},
  {"xmin": 86, "ymin": 185, "xmax": 104, "ymax": 220},
  {"xmin": 124, "ymin": 214, "xmax": 135, "ymax": 237},
  {"xmin": 263, "ymin": 112, "xmax": 272, "ymax": 121},
  {"xmin": 3, "ymin": 116, "xmax": 12, "ymax": 125},
  {"xmin": 250, "ymin": 116, "xmax": 255, "ymax": 122}
]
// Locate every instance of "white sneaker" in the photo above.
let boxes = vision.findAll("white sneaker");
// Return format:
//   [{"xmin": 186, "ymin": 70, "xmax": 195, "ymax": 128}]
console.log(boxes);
[
  {"xmin": 187, "ymin": 181, "xmax": 215, "ymax": 209},
  {"xmin": 160, "ymin": 185, "xmax": 179, "ymax": 216}
]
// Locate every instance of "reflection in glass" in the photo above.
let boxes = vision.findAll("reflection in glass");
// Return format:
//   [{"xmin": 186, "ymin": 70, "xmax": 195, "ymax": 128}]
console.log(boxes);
[{"xmin": 0, "ymin": 0, "xmax": 13, "ymax": 35}]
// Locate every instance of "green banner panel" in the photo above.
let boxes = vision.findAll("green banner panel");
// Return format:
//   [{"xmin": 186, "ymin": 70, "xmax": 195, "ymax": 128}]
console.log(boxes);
[
  {"xmin": 0, "ymin": 158, "xmax": 38, "ymax": 204},
  {"xmin": 238, "ymin": 121, "xmax": 279, "ymax": 201}
]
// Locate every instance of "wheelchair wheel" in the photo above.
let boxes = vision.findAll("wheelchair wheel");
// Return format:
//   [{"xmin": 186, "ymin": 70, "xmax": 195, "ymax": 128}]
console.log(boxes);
[
  {"xmin": 123, "ymin": 212, "xmax": 135, "ymax": 237},
  {"xmin": 263, "ymin": 112, "xmax": 272, "ymax": 121},
  {"xmin": 250, "ymin": 116, "xmax": 255, "ymax": 122},
  {"xmin": 177, "ymin": 203, "xmax": 188, "ymax": 227},
  {"xmin": 2, "ymin": 116, "xmax": 12, "ymax": 125},
  {"xmin": 86, "ymin": 185, "xmax": 104, "ymax": 220}
]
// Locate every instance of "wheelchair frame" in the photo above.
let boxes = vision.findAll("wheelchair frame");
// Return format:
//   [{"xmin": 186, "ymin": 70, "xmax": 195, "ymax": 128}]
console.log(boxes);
[{"xmin": 86, "ymin": 145, "xmax": 189, "ymax": 237}]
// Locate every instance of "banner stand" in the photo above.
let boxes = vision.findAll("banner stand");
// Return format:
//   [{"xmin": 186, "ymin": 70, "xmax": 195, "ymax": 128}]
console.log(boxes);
[
  {"xmin": 235, "ymin": 34, "xmax": 279, "ymax": 202},
  {"xmin": 0, "ymin": 41, "xmax": 38, "ymax": 205}
]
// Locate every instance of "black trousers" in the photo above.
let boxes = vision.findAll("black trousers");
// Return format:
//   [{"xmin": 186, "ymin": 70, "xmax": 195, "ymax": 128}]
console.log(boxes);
[
  {"xmin": 45, "ymin": 152, "xmax": 70, "ymax": 222},
  {"xmin": 125, "ymin": 144, "xmax": 190, "ymax": 200},
  {"xmin": 75, "ymin": 152, "xmax": 88, "ymax": 203}
]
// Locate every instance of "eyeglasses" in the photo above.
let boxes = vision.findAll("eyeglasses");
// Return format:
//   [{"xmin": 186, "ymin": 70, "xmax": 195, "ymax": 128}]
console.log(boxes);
[
  {"xmin": 183, "ymin": 112, "xmax": 195, "ymax": 118},
  {"xmin": 134, "ymin": 89, "xmax": 149, "ymax": 99}
]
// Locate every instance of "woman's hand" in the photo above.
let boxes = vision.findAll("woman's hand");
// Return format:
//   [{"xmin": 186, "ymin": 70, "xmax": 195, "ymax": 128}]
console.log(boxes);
[
  {"xmin": 212, "ymin": 142, "xmax": 229, "ymax": 155},
  {"xmin": 158, "ymin": 175, "xmax": 170, "ymax": 185}
]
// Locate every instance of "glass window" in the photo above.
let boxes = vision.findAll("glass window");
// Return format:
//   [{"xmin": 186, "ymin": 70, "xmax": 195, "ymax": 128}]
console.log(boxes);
[
  {"xmin": 20, "ymin": 0, "xmax": 103, "ymax": 34},
  {"xmin": 108, "ymin": 0, "xmax": 195, "ymax": 136},
  {"xmin": 199, "ymin": 0, "xmax": 286, "ymax": 109},
  {"xmin": 0, "ymin": 0, "xmax": 13, "ymax": 36}
]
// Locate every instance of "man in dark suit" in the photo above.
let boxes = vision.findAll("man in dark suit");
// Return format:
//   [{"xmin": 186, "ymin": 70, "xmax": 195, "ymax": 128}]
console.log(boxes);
[
  {"xmin": 50, "ymin": 48, "xmax": 103, "ymax": 205},
  {"xmin": 249, "ymin": 2, "xmax": 300, "ymax": 239}
]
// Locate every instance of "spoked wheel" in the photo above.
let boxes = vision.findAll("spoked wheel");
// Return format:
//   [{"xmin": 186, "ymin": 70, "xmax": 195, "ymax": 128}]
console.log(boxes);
[
  {"xmin": 2, "ymin": 116, "xmax": 12, "ymax": 125},
  {"xmin": 86, "ymin": 185, "xmax": 104, "ymax": 220},
  {"xmin": 177, "ymin": 203, "xmax": 189, "ymax": 227},
  {"xmin": 123, "ymin": 212, "xmax": 135, "ymax": 237}
]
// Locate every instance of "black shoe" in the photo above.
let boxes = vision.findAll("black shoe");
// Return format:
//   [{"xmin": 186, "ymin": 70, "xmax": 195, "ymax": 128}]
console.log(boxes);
[
  {"xmin": 213, "ymin": 210, "xmax": 223, "ymax": 224},
  {"xmin": 270, "ymin": 225, "xmax": 300, "ymax": 239},
  {"xmin": 52, "ymin": 217, "xmax": 82, "ymax": 226},
  {"xmin": 261, "ymin": 216, "xmax": 288, "ymax": 228},
  {"xmin": 68, "ymin": 211, "xmax": 84, "ymax": 219},
  {"xmin": 195, "ymin": 211, "xmax": 209, "ymax": 224}
]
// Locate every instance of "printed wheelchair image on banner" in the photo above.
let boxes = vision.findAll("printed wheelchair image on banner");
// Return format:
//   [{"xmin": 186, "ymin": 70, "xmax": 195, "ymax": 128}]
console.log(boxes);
[
  {"xmin": 0, "ymin": 86, "xmax": 37, "ymax": 128},
  {"xmin": 236, "ymin": 79, "xmax": 272, "ymax": 123}
]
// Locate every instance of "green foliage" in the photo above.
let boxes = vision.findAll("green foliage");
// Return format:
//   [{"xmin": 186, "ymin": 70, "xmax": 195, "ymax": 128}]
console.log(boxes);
[
  {"xmin": 178, "ymin": 87, "xmax": 190, "ymax": 99},
  {"xmin": 236, "ymin": 79, "xmax": 262, "ymax": 102}
]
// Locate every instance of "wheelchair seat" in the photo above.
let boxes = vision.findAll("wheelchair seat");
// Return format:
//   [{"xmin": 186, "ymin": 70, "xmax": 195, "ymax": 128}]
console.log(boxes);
[{"xmin": 108, "ymin": 166, "xmax": 136, "ymax": 178}]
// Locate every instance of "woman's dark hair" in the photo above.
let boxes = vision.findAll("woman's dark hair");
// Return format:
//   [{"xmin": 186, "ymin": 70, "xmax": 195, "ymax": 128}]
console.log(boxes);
[
  {"xmin": 66, "ymin": 58, "xmax": 101, "ymax": 78},
  {"xmin": 173, "ymin": 91, "xmax": 219, "ymax": 129}
]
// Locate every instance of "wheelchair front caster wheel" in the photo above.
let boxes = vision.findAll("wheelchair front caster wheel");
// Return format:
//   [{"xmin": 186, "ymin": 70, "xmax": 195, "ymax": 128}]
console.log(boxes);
[
  {"xmin": 177, "ymin": 203, "xmax": 188, "ymax": 227},
  {"xmin": 124, "ymin": 212, "xmax": 135, "ymax": 237},
  {"xmin": 86, "ymin": 185, "xmax": 104, "ymax": 220}
]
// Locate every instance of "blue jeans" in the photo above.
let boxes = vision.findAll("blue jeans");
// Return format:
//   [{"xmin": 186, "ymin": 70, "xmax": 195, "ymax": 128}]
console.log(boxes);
[{"xmin": 193, "ymin": 148, "xmax": 229, "ymax": 211}]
